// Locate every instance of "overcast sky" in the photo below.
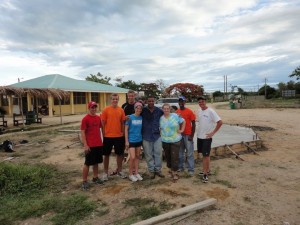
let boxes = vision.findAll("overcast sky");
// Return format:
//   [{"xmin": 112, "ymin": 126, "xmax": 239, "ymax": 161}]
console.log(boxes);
[{"xmin": 1, "ymin": 0, "xmax": 299, "ymax": 92}]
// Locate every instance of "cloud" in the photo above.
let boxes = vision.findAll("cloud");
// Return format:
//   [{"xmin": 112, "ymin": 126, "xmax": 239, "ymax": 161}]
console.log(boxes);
[{"xmin": 0, "ymin": 0, "xmax": 299, "ymax": 90}]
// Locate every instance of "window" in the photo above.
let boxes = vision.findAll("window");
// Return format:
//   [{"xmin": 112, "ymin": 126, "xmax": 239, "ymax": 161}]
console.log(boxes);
[
  {"xmin": 73, "ymin": 92, "xmax": 86, "ymax": 104},
  {"xmin": 1, "ymin": 96, "xmax": 9, "ymax": 106},
  {"xmin": 91, "ymin": 93, "xmax": 99, "ymax": 103},
  {"xmin": 54, "ymin": 97, "xmax": 70, "ymax": 105}
]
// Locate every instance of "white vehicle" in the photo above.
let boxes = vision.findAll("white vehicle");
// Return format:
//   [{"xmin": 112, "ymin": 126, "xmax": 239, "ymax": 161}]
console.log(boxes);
[{"xmin": 155, "ymin": 98, "xmax": 179, "ymax": 110}]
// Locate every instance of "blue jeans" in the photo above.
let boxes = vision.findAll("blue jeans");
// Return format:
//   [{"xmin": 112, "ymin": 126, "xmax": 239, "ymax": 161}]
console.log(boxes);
[
  {"xmin": 143, "ymin": 138, "xmax": 163, "ymax": 173},
  {"xmin": 179, "ymin": 135, "xmax": 194, "ymax": 172}
]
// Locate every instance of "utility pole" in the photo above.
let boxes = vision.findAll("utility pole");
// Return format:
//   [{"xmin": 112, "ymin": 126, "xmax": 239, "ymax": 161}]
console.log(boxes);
[{"xmin": 264, "ymin": 78, "xmax": 267, "ymax": 99}]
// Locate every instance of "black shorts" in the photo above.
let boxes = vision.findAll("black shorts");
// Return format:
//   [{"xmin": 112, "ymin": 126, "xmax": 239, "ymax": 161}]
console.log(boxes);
[
  {"xmin": 197, "ymin": 138, "xmax": 212, "ymax": 157},
  {"xmin": 84, "ymin": 146, "xmax": 103, "ymax": 166},
  {"xmin": 129, "ymin": 141, "xmax": 143, "ymax": 148},
  {"xmin": 103, "ymin": 137, "xmax": 125, "ymax": 156}
]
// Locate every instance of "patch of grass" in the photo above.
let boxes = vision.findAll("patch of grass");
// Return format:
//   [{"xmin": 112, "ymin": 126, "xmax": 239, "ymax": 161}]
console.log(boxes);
[
  {"xmin": 215, "ymin": 179, "xmax": 236, "ymax": 188},
  {"xmin": 234, "ymin": 222, "xmax": 245, "ymax": 225},
  {"xmin": 212, "ymin": 166, "xmax": 220, "ymax": 176},
  {"xmin": 0, "ymin": 163, "xmax": 101, "ymax": 225},
  {"xmin": 227, "ymin": 164, "xmax": 236, "ymax": 169},
  {"xmin": 124, "ymin": 197, "xmax": 156, "ymax": 208},
  {"xmin": 27, "ymin": 154, "xmax": 43, "ymax": 159},
  {"xmin": 159, "ymin": 200, "xmax": 176, "ymax": 211},
  {"xmin": 136, "ymin": 206, "xmax": 160, "ymax": 220}
]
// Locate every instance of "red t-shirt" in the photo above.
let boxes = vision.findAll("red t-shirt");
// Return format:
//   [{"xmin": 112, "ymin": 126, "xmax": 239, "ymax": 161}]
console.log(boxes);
[
  {"xmin": 81, "ymin": 114, "xmax": 103, "ymax": 147},
  {"xmin": 176, "ymin": 107, "xmax": 196, "ymax": 135}
]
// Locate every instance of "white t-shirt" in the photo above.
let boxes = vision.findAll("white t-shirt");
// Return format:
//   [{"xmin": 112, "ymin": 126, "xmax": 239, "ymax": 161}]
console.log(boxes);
[{"xmin": 197, "ymin": 108, "xmax": 221, "ymax": 139}]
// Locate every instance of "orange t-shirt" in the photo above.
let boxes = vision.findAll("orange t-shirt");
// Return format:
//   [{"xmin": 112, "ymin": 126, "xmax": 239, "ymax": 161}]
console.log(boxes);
[
  {"xmin": 176, "ymin": 107, "xmax": 196, "ymax": 135},
  {"xmin": 101, "ymin": 106, "xmax": 126, "ymax": 137}
]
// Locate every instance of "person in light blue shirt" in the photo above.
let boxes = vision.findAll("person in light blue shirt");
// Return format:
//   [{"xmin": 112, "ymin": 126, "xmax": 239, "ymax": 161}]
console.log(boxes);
[
  {"xmin": 160, "ymin": 103, "xmax": 186, "ymax": 181},
  {"xmin": 125, "ymin": 102, "xmax": 144, "ymax": 182}
]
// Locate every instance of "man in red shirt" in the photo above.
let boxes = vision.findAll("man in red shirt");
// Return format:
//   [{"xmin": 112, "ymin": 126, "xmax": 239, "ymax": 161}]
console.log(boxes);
[
  {"xmin": 81, "ymin": 101, "xmax": 104, "ymax": 190},
  {"xmin": 176, "ymin": 96, "xmax": 196, "ymax": 175}
]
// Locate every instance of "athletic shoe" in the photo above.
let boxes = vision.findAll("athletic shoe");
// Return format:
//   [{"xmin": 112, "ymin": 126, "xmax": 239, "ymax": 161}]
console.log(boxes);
[
  {"xmin": 135, "ymin": 173, "xmax": 143, "ymax": 181},
  {"xmin": 188, "ymin": 171, "xmax": 194, "ymax": 176},
  {"xmin": 117, "ymin": 171, "xmax": 127, "ymax": 179},
  {"xmin": 82, "ymin": 181, "xmax": 89, "ymax": 191},
  {"xmin": 92, "ymin": 177, "xmax": 104, "ymax": 185},
  {"xmin": 202, "ymin": 174, "xmax": 208, "ymax": 183},
  {"xmin": 155, "ymin": 171, "xmax": 165, "ymax": 178},
  {"xmin": 102, "ymin": 173, "xmax": 109, "ymax": 181},
  {"xmin": 129, "ymin": 175, "xmax": 138, "ymax": 182},
  {"xmin": 177, "ymin": 168, "xmax": 184, "ymax": 172},
  {"xmin": 199, "ymin": 171, "xmax": 211, "ymax": 176}
]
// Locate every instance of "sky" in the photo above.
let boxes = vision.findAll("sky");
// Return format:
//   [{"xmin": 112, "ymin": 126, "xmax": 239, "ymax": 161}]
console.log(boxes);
[{"xmin": 0, "ymin": 0, "xmax": 299, "ymax": 93}]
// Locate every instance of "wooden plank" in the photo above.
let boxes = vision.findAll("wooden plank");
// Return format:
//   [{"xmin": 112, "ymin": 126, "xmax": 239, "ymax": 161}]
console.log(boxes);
[
  {"xmin": 225, "ymin": 145, "xmax": 245, "ymax": 161},
  {"xmin": 242, "ymin": 142, "xmax": 260, "ymax": 155},
  {"xmin": 132, "ymin": 198, "xmax": 217, "ymax": 225}
]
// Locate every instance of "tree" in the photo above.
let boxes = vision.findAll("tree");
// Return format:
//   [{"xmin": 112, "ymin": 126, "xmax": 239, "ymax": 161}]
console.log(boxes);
[
  {"xmin": 139, "ymin": 83, "xmax": 161, "ymax": 98},
  {"xmin": 155, "ymin": 79, "xmax": 168, "ymax": 97},
  {"xmin": 115, "ymin": 79, "xmax": 140, "ymax": 91},
  {"xmin": 213, "ymin": 91, "xmax": 223, "ymax": 98},
  {"xmin": 85, "ymin": 72, "xmax": 112, "ymax": 85},
  {"xmin": 289, "ymin": 66, "xmax": 300, "ymax": 80},
  {"xmin": 165, "ymin": 83, "xmax": 203, "ymax": 101},
  {"xmin": 258, "ymin": 85, "xmax": 276, "ymax": 99}
]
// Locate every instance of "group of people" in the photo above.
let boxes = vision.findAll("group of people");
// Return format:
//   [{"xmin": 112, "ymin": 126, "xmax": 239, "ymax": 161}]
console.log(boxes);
[{"xmin": 80, "ymin": 90, "xmax": 222, "ymax": 190}]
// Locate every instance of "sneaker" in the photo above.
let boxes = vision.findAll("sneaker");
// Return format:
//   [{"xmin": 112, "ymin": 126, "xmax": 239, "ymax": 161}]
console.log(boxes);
[
  {"xmin": 129, "ymin": 175, "xmax": 138, "ymax": 182},
  {"xmin": 117, "ymin": 171, "xmax": 127, "ymax": 179},
  {"xmin": 177, "ymin": 168, "xmax": 184, "ymax": 172},
  {"xmin": 92, "ymin": 177, "xmax": 104, "ymax": 185},
  {"xmin": 202, "ymin": 174, "xmax": 208, "ymax": 183},
  {"xmin": 199, "ymin": 171, "xmax": 211, "ymax": 176},
  {"xmin": 82, "ymin": 181, "xmax": 89, "ymax": 191},
  {"xmin": 155, "ymin": 171, "xmax": 165, "ymax": 178},
  {"xmin": 188, "ymin": 171, "xmax": 194, "ymax": 176},
  {"xmin": 102, "ymin": 173, "xmax": 108, "ymax": 181},
  {"xmin": 135, "ymin": 173, "xmax": 143, "ymax": 181}
]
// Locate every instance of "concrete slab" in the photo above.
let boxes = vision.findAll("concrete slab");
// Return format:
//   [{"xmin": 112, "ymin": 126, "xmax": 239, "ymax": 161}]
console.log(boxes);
[{"xmin": 194, "ymin": 124, "xmax": 259, "ymax": 149}]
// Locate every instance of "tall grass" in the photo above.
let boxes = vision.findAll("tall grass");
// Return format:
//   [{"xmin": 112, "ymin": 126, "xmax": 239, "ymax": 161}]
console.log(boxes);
[{"xmin": 0, "ymin": 163, "xmax": 100, "ymax": 225}]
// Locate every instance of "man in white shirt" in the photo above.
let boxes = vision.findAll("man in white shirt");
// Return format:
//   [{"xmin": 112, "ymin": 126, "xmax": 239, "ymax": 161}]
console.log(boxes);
[{"xmin": 197, "ymin": 96, "xmax": 222, "ymax": 183}]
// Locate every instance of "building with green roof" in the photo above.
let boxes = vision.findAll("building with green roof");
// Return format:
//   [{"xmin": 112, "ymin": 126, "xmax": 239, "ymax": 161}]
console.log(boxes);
[{"xmin": 1, "ymin": 74, "xmax": 128, "ymax": 117}]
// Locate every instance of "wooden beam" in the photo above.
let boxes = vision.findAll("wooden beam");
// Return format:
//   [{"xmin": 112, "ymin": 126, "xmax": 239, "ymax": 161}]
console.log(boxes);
[
  {"xmin": 225, "ymin": 145, "xmax": 245, "ymax": 161},
  {"xmin": 242, "ymin": 142, "xmax": 259, "ymax": 155},
  {"xmin": 132, "ymin": 198, "xmax": 217, "ymax": 225}
]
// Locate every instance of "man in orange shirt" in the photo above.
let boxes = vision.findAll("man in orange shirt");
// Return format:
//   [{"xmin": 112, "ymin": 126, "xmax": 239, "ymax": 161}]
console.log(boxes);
[
  {"xmin": 176, "ymin": 96, "xmax": 196, "ymax": 176},
  {"xmin": 101, "ymin": 93, "xmax": 126, "ymax": 180}
]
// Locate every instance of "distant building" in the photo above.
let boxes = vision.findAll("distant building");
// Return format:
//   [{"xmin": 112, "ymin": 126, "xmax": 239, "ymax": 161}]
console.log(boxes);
[{"xmin": 0, "ymin": 74, "xmax": 128, "ymax": 117}]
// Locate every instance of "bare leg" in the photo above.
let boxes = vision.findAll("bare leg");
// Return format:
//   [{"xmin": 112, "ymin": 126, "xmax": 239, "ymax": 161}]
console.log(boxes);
[
  {"xmin": 83, "ymin": 164, "xmax": 89, "ymax": 181},
  {"xmin": 117, "ymin": 155, "xmax": 124, "ymax": 172},
  {"xmin": 104, "ymin": 155, "xmax": 109, "ymax": 174},
  {"xmin": 92, "ymin": 164, "xmax": 99, "ymax": 178}
]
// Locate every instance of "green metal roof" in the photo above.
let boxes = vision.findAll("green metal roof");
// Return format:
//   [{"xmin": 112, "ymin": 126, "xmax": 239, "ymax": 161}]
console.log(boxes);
[{"xmin": 9, "ymin": 74, "xmax": 128, "ymax": 93}]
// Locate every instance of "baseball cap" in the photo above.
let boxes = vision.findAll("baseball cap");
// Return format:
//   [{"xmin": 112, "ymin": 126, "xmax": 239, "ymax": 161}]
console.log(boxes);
[
  {"xmin": 88, "ymin": 101, "xmax": 97, "ymax": 108},
  {"xmin": 178, "ymin": 96, "xmax": 186, "ymax": 101}
]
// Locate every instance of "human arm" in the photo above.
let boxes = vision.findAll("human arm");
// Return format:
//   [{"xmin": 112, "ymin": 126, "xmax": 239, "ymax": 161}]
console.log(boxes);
[
  {"xmin": 125, "ymin": 124, "xmax": 129, "ymax": 150},
  {"xmin": 81, "ymin": 130, "xmax": 90, "ymax": 154},
  {"xmin": 189, "ymin": 120, "xmax": 196, "ymax": 141},
  {"xmin": 206, "ymin": 120, "xmax": 223, "ymax": 138},
  {"xmin": 178, "ymin": 119, "xmax": 186, "ymax": 134}
]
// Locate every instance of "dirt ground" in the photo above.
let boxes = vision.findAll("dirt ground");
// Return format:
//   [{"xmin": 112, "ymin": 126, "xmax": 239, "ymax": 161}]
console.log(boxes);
[{"xmin": 1, "ymin": 103, "xmax": 299, "ymax": 225}]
